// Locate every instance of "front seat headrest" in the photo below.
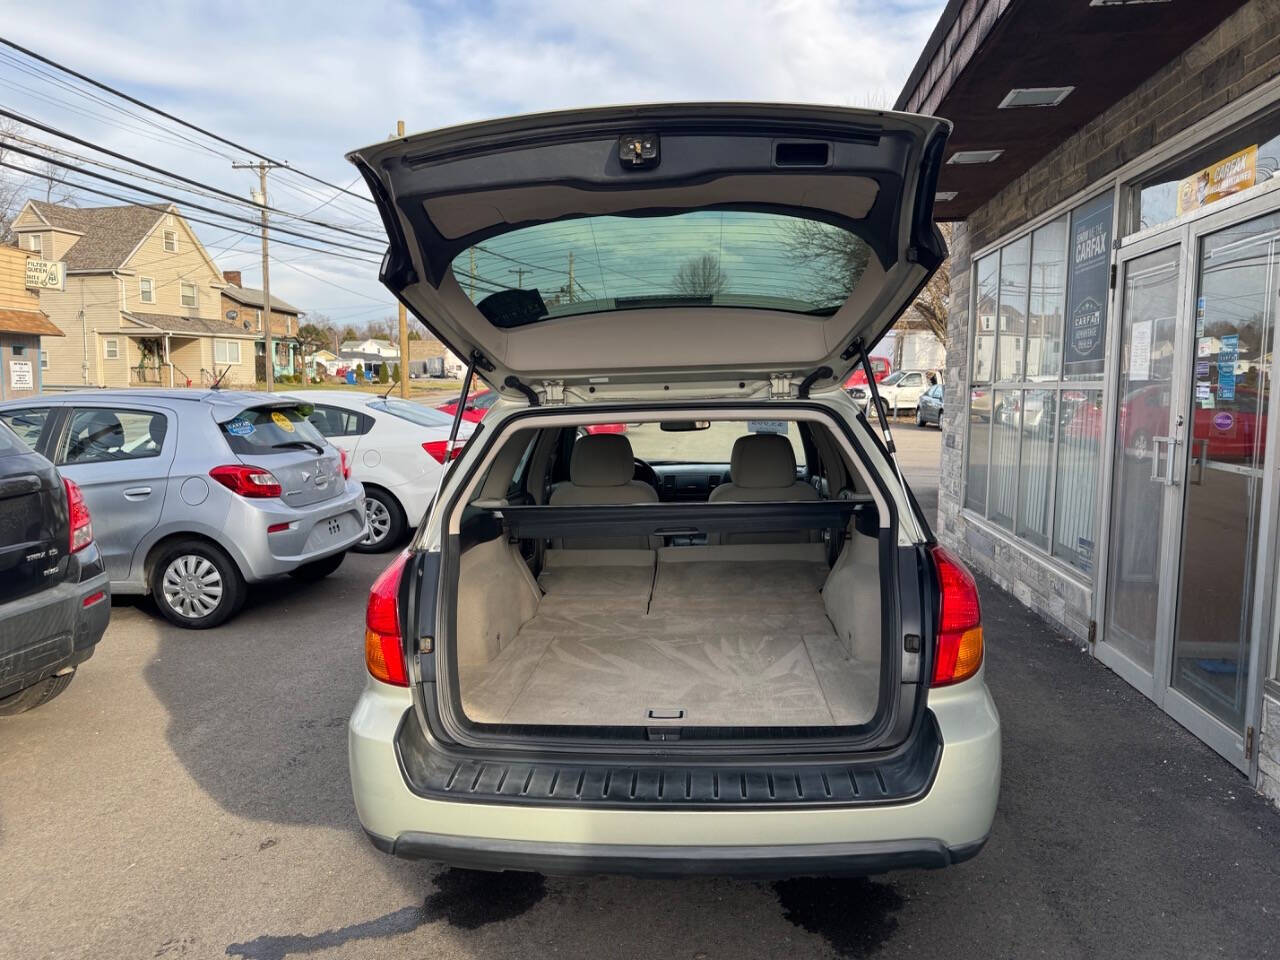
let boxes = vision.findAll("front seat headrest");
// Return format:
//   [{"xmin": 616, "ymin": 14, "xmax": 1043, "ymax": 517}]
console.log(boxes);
[
  {"xmin": 729, "ymin": 433, "xmax": 797, "ymax": 489},
  {"xmin": 569, "ymin": 433, "xmax": 636, "ymax": 487},
  {"xmin": 75, "ymin": 410, "xmax": 125, "ymax": 452}
]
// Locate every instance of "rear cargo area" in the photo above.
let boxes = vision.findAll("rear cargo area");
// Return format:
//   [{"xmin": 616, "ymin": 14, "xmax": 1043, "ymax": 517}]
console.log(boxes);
[{"xmin": 456, "ymin": 539, "xmax": 882, "ymax": 728}]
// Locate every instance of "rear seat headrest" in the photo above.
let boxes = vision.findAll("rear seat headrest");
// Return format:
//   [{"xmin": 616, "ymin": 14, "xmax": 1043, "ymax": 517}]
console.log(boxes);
[
  {"xmin": 729, "ymin": 433, "xmax": 797, "ymax": 488},
  {"xmin": 569, "ymin": 433, "xmax": 636, "ymax": 487}
]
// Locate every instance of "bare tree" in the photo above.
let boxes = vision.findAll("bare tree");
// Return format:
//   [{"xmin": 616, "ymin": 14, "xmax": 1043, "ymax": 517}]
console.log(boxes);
[
  {"xmin": 909, "ymin": 221, "xmax": 954, "ymax": 344},
  {"xmin": 672, "ymin": 253, "xmax": 728, "ymax": 298},
  {"xmin": 37, "ymin": 159, "xmax": 76, "ymax": 206},
  {"xmin": 784, "ymin": 218, "xmax": 952, "ymax": 344},
  {"xmin": 0, "ymin": 118, "xmax": 25, "ymax": 244}
]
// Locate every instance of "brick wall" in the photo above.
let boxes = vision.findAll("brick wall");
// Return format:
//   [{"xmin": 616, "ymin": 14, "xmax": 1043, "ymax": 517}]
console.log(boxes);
[{"xmin": 965, "ymin": 0, "xmax": 1280, "ymax": 253}]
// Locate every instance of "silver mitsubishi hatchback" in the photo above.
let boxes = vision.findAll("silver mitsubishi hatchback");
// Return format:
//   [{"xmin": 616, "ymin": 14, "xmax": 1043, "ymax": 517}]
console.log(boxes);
[{"xmin": 0, "ymin": 389, "xmax": 367, "ymax": 628}]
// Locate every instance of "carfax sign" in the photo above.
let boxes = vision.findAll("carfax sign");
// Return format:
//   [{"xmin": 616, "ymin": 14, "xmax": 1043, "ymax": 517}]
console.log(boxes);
[{"xmin": 1064, "ymin": 192, "xmax": 1113, "ymax": 377}]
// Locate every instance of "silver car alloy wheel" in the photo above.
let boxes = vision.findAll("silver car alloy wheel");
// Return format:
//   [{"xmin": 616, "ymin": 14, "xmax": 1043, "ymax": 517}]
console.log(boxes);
[
  {"xmin": 363, "ymin": 497, "xmax": 391, "ymax": 546},
  {"xmin": 161, "ymin": 554, "xmax": 224, "ymax": 620}
]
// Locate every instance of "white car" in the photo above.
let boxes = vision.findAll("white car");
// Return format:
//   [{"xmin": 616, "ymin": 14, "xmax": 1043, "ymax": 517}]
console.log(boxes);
[
  {"xmin": 285, "ymin": 391, "xmax": 473, "ymax": 552},
  {"xmin": 346, "ymin": 104, "xmax": 999, "ymax": 878},
  {"xmin": 873, "ymin": 370, "xmax": 940, "ymax": 417}
]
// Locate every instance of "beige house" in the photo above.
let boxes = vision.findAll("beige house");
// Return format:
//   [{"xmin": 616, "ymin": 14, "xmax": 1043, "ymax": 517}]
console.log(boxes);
[
  {"xmin": 10, "ymin": 201, "xmax": 259, "ymax": 388},
  {"xmin": 0, "ymin": 245, "xmax": 64, "ymax": 400},
  {"xmin": 219, "ymin": 270, "xmax": 303, "ymax": 379}
]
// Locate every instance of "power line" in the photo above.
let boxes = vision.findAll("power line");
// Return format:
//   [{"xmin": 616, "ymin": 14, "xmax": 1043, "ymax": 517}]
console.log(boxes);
[
  {"xmin": 0, "ymin": 35, "xmax": 372, "ymax": 204},
  {"xmin": 1, "ymin": 141, "xmax": 386, "ymax": 255},
  {"xmin": 0, "ymin": 108, "xmax": 384, "ymax": 242},
  {"xmin": 1, "ymin": 160, "xmax": 381, "ymax": 264}
]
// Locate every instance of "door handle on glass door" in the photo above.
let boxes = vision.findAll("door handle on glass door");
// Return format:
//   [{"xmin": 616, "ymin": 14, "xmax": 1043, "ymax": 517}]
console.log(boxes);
[
  {"xmin": 123, "ymin": 486, "xmax": 152, "ymax": 499},
  {"xmin": 1149, "ymin": 435, "xmax": 1182, "ymax": 486}
]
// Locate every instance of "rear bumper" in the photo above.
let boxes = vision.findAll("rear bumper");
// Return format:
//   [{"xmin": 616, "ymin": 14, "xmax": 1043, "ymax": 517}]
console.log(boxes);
[
  {"xmin": 365, "ymin": 828, "xmax": 987, "ymax": 878},
  {"xmin": 229, "ymin": 479, "xmax": 367, "ymax": 580},
  {"xmin": 0, "ymin": 546, "xmax": 110, "ymax": 701},
  {"xmin": 348, "ymin": 673, "xmax": 1001, "ymax": 877}
]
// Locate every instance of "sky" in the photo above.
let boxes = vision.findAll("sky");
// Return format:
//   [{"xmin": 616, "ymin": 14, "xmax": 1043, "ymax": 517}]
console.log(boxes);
[{"xmin": 0, "ymin": 0, "xmax": 943, "ymax": 334}]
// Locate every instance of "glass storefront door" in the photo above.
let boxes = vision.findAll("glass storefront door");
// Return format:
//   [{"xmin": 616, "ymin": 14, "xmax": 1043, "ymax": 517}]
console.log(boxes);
[
  {"xmin": 1098, "ymin": 195, "xmax": 1280, "ymax": 771},
  {"xmin": 1167, "ymin": 210, "xmax": 1280, "ymax": 744},
  {"xmin": 1100, "ymin": 242, "xmax": 1185, "ymax": 695}
]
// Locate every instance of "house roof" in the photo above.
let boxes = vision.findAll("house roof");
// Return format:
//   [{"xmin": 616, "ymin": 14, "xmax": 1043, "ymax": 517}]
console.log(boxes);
[
  {"xmin": 124, "ymin": 311, "xmax": 255, "ymax": 338},
  {"xmin": 17, "ymin": 201, "xmax": 168, "ymax": 271},
  {"xmin": 0, "ymin": 307, "xmax": 63, "ymax": 337},
  {"xmin": 221, "ymin": 283, "xmax": 302, "ymax": 315},
  {"xmin": 340, "ymin": 338, "xmax": 396, "ymax": 351}
]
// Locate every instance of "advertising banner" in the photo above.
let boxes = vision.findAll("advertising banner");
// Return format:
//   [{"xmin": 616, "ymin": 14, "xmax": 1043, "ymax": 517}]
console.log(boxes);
[
  {"xmin": 1064, "ymin": 192, "xmax": 1113, "ymax": 375},
  {"xmin": 1176, "ymin": 145, "xmax": 1257, "ymax": 217}
]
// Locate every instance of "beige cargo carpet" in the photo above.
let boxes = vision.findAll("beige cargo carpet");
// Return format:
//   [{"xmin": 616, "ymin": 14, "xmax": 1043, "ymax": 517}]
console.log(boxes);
[{"xmin": 460, "ymin": 560, "xmax": 879, "ymax": 727}]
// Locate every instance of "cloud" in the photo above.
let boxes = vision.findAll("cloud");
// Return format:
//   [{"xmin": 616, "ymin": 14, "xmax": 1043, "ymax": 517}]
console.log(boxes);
[{"xmin": 0, "ymin": 0, "xmax": 941, "ymax": 326}]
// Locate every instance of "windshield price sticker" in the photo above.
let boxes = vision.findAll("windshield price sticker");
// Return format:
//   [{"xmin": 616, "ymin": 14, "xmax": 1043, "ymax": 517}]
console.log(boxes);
[
  {"xmin": 271, "ymin": 411, "xmax": 295, "ymax": 433},
  {"xmin": 748, "ymin": 420, "xmax": 788, "ymax": 434},
  {"xmin": 226, "ymin": 418, "xmax": 255, "ymax": 436}
]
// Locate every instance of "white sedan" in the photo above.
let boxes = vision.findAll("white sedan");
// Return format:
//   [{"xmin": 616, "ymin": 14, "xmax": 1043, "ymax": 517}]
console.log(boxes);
[{"xmin": 285, "ymin": 390, "xmax": 474, "ymax": 552}]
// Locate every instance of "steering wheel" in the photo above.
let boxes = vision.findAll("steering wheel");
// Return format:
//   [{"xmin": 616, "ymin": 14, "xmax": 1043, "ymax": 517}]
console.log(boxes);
[{"xmin": 632, "ymin": 457, "xmax": 660, "ymax": 492}]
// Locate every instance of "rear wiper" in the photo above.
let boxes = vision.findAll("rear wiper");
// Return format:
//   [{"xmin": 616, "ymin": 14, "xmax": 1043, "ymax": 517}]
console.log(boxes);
[{"xmin": 271, "ymin": 440, "xmax": 325, "ymax": 455}]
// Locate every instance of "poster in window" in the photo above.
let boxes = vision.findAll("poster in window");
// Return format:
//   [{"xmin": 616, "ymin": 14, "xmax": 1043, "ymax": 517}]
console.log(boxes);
[
  {"xmin": 1064, "ymin": 192, "xmax": 1113, "ymax": 375},
  {"xmin": 1175, "ymin": 145, "xmax": 1257, "ymax": 217}
]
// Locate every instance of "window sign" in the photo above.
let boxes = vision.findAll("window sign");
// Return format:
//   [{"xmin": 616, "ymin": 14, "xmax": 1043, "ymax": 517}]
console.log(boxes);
[
  {"xmin": 1064, "ymin": 192, "xmax": 1113, "ymax": 378},
  {"xmin": 1175, "ymin": 145, "xmax": 1257, "ymax": 217},
  {"xmin": 1218, "ymin": 334, "xmax": 1238, "ymax": 402}
]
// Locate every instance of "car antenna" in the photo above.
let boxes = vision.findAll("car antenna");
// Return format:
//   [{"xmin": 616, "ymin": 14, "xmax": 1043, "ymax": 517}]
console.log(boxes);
[{"xmin": 380, "ymin": 379, "xmax": 397, "ymax": 400}]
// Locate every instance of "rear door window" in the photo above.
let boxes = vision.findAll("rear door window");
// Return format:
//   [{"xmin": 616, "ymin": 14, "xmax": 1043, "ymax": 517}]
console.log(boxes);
[
  {"xmin": 307, "ymin": 404, "xmax": 372, "ymax": 437},
  {"xmin": 1, "ymin": 406, "xmax": 53, "ymax": 450},
  {"xmin": 60, "ymin": 408, "xmax": 168, "ymax": 464},
  {"xmin": 219, "ymin": 404, "xmax": 327, "ymax": 454}
]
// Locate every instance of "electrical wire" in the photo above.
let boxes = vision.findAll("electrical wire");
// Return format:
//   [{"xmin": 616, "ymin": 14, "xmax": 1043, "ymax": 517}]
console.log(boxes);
[{"xmin": 0, "ymin": 35, "xmax": 372, "ymax": 204}]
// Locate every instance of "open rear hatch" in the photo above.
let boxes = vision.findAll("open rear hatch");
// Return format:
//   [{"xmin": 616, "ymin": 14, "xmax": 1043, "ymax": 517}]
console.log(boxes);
[{"xmin": 348, "ymin": 103, "xmax": 949, "ymax": 398}]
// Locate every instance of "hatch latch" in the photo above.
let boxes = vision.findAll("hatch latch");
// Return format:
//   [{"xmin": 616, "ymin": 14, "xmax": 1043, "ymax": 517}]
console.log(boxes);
[
  {"xmin": 769, "ymin": 374, "xmax": 795, "ymax": 399},
  {"xmin": 541, "ymin": 380, "xmax": 566, "ymax": 404}
]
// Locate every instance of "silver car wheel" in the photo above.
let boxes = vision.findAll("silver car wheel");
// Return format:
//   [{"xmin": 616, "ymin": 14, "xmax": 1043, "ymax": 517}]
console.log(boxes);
[
  {"xmin": 363, "ymin": 498, "xmax": 392, "ymax": 545},
  {"xmin": 161, "ymin": 554, "xmax": 224, "ymax": 620}
]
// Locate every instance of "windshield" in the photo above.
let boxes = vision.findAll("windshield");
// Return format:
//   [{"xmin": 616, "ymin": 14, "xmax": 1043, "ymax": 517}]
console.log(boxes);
[
  {"xmin": 219, "ymin": 404, "xmax": 327, "ymax": 454},
  {"xmin": 453, "ymin": 210, "xmax": 871, "ymax": 327},
  {"xmin": 369, "ymin": 399, "xmax": 455, "ymax": 428},
  {"xmin": 625, "ymin": 420, "xmax": 805, "ymax": 466},
  {"xmin": 881, "ymin": 372, "xmax": 905, "ymax": 386}
]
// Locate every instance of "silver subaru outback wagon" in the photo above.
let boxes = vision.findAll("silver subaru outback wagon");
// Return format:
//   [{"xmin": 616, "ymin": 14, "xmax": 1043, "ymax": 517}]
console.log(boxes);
[{"xmin": 0, "ymin": 389, "xmax": 366, "ymax": 628}]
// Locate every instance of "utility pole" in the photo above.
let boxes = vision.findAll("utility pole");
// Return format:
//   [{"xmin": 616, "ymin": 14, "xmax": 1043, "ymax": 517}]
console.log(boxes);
[
  {"xmin": 233, "ymin": 159, "xmax": 286, "ymax": 391},
  {"xmin": 567, "ymin": 251, "xmax": 575, "ymax": 303},
  {"xmin": 509, "ymin": 267, "xmax": 527, "ymax": 289},
  {"xmin": 394, "ymin": 120, "xmax": 410, "ymax": 398},
  {"xmin": 469, "ymin": 248, "xmax": 476, "ymax": 300}
]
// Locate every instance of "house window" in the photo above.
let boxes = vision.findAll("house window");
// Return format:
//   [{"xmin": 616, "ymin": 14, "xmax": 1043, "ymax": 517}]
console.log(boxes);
[
  {"xmin": 40, "ymin": 351, "xmax": 48, "ymax": 370},
  {"xmin": 163, "ymin": 230, "xmax": 178, "ymax": 252},
  {"xmin": 139, "ymin": 277, "xmax": 155, "ymax": 303},
  {"xmin": 214, "ymin": 339, "xmax": 242, "ymax": 365},
  {"xmin": 180, "ymin": 282, "xmax": 197, "ymax": 308},
  {"xmin": 964, "ymin": 190, "xmax": 1113, "ymax": 575},
  {"xmin": 103, "ymin": 338, "xmax": 120, "ymax": 360},
  {"xmin": 256, "ymin": 310, "xmax": 262, "ymax": 331},
  {"xmin": 27, "ymin": 234, "xmax": 42, "ymax": 257}
]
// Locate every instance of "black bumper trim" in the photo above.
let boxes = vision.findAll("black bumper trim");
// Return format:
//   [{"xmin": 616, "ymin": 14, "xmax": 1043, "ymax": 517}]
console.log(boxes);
[
  {"xmin": 395, "ymin": 710, "xmax": 942, "ymax": 811},
  {"xmin": 363, "ymin": 828, "xmax": 988, "ymax": 877}
]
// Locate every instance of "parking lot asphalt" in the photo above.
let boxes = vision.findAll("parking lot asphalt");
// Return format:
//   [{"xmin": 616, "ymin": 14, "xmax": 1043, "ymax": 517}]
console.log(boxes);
[{"xmin": 4, "ymin": 423, "xmax": 1279, "ymax": 960}]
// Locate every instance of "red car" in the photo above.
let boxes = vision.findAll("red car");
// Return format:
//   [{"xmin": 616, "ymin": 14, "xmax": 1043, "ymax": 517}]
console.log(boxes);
[
  {"xmin": 437, "ymin": 389, "xmax": 625, "ymax": 433},
  {"xmin": 845, "ymin": 355, "xmax": 892, "ymax": 388}
]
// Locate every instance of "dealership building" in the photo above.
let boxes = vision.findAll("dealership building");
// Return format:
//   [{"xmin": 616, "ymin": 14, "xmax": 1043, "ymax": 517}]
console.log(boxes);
[{"xmin": 898, "ymin": 0, "xmax": 1280, "ymax": 800}]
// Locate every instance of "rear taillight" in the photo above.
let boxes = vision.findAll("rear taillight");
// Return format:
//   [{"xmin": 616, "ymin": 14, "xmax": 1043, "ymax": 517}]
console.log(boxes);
[
  {"xmin": 365, "ymin": 550, "xmax": 410, "ymax": 686},
  {"xmin": 422, "ymin": 440, "xmax": 463, "ymax": 464},
  {"xmin": 209, "ymin": 464, "xmax": 282, "ymax": 498},
  {"xmin": 338, "ymin": 447, "xmax": 351, "ymax": 480},
  {"xmin": 930, "ymin": 545, "xmax": 984, "ymax": 686},
  {"xmin": 64, "ymin": 477, "xmax": 92, "ymax": 553}
]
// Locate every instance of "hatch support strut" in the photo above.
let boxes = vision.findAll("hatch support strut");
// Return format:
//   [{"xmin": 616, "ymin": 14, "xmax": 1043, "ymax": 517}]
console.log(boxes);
[{"xmin": 851, "ymin": 338, "xmax": 913, "ymax": 509}]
